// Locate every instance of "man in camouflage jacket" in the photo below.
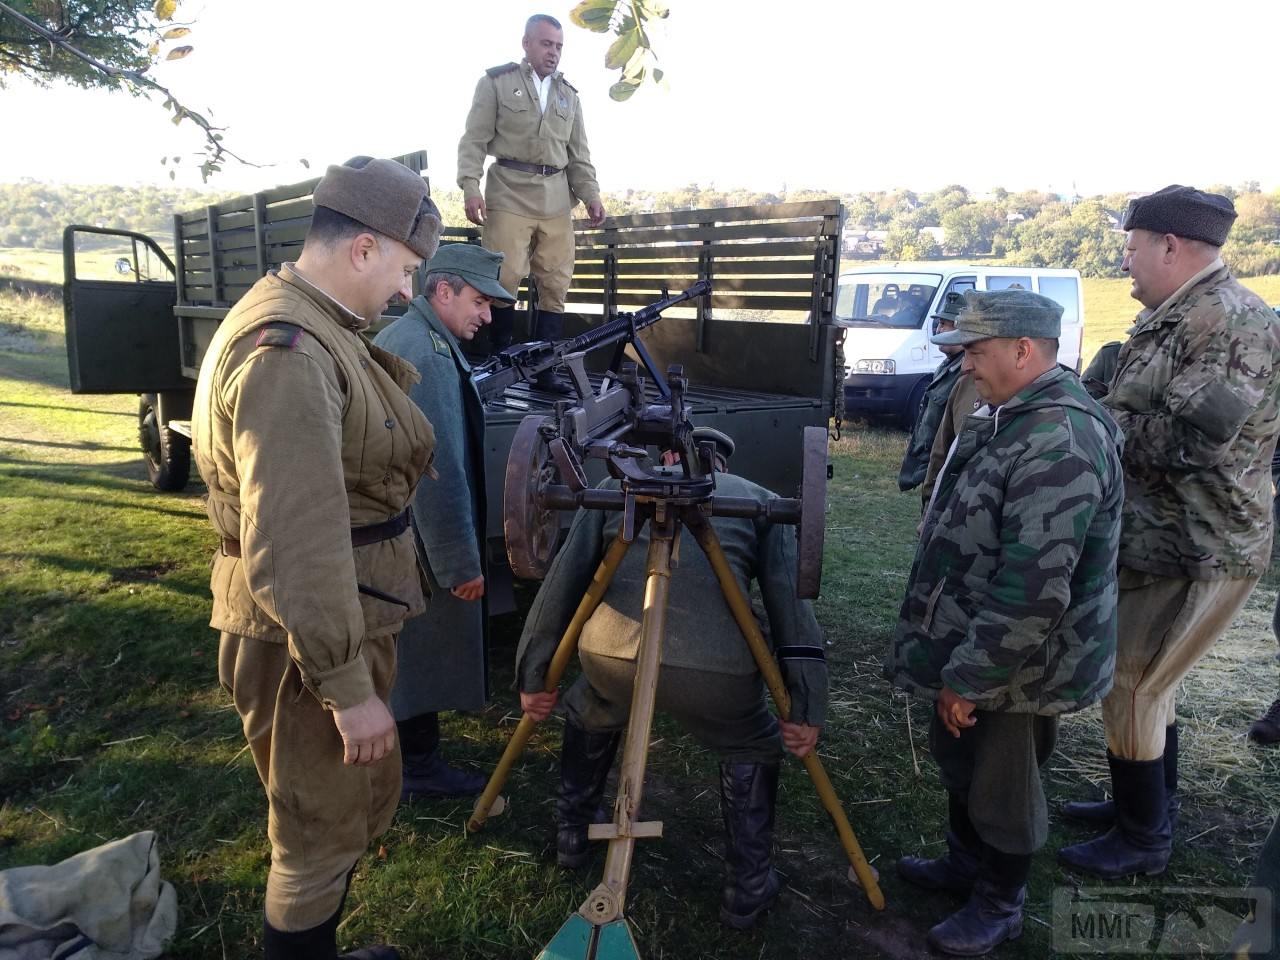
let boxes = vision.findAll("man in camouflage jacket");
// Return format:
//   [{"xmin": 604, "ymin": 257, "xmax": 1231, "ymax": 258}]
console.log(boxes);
[
  {"xmin": 1060, "ymin": 185, "xmax": 1280, "ymax": 880},
  {"xmin": 885, "ymin": 289, "xmax": 1124, "ymax": 956},
  {"xmin": 898, "ymin": 291, "xmax": 966, "ymax": 497}
]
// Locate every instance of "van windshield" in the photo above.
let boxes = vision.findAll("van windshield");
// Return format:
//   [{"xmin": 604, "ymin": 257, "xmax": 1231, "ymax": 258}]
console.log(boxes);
[{"xmin": 836, "ymin": 273, "xmax": 942, "ymax": 329}]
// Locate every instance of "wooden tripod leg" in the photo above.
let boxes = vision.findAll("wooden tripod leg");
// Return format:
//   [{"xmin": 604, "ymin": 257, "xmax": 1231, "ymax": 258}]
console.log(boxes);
[
  {"xmin": 468, "ymin": 532, "xmax": 633, "ymax": 833},
  {"xmin": 687, "ymin": 517, "xmax": 886, "ymax": 911},
  {"xmin": 578, "ymin": 516, "xmax": 675, "ymax": 927}
]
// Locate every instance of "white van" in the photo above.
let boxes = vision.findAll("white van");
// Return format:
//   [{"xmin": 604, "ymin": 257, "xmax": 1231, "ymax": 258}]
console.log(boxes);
[{"xmin": 835, "ymin": 263, "xmax": 1085, "ymax": 424}]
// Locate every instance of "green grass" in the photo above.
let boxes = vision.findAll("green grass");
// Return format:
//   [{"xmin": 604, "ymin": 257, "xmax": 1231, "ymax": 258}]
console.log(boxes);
[
  {"xmin": 0, "ymin": 245, "xmax": 173, "ymax": 285},
  {"xmin": 2, "ymin": 286, "xmax": 1279, "ymax": 958},
  {"xmin": 1081, "ymin": 275, "xmax": 1280, "ymax": 369}
]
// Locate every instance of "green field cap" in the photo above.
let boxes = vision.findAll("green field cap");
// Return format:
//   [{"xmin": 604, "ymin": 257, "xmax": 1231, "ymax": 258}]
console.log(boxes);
[
  {"xmin": 422, "ymin": 243, "xmax": 514, "ymax": 303},
  {"xmin": 932, "ymin": 289, "xmax": 1063, "ymax": 346}
]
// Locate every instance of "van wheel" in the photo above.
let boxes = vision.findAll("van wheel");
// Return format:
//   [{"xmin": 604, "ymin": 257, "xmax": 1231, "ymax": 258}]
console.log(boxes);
[
  {"xmin": 902, "ymin": 378, "xmax": 929, "ymax": 430},
  {"xmin": 139, "ymin": 393, "xmax": 191, "ymax": 492}
]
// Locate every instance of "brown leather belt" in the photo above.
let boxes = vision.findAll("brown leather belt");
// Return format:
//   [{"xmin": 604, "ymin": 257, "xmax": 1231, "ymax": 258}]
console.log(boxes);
[
  {"xmin": 221, "ymin": 508, "xmax": 412, "ymax": 558},
  {"xmin": 497, "ymin": 158, "xmax": 562, "ymax": 176}
]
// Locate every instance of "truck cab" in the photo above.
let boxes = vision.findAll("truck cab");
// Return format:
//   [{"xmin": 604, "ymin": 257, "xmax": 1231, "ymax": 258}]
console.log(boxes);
[{"xmin": 836, "ymin": 263, "xmax": 1084, "ymax": 425}]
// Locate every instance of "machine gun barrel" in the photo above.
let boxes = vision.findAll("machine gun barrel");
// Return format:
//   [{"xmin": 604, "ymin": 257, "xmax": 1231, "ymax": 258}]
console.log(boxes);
[
  {"xmin": 472, "ymin": 280, "xmax": 711, "ymax": 404},
  {"xmin": 567, "ymin": 278, "xmax": 711, "ymax": 355}
]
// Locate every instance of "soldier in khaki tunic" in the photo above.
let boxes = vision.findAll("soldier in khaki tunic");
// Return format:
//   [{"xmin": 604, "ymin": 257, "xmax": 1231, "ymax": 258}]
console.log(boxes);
[
  {"xmin": 191, "ymin": 158, "xmax": 441, "ymax": 960},
  {"xmin": 1059, "ymin": 185, "xmax": 1280, "ymax": 879},
  {"xmin": 458, "ymin": 12, "xmax": 606, "ymax": 387}
]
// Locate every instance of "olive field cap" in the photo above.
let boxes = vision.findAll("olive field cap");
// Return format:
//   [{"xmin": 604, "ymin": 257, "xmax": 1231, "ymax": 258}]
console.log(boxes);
[
  {"xmin": 312, "ymin": 157, "xmax": 441, "ymax": 259},
  {"xmin": 421, "ymin": 243, "xmax": 514, "ymax": 303},
  {"xmin": 932, "ymin": 289, "xmax": 1063, "ymax": 346},
  {"xmin": 1121, "ymin": 184, "xmax": 1237, "ymax": 247},
  {"xmin": 692, "ymin": 426, "xmax": 736, "ymax": 461},
  {"xmin": 932, "ymin": 290, "xmax": 965, "ymax": 324}
]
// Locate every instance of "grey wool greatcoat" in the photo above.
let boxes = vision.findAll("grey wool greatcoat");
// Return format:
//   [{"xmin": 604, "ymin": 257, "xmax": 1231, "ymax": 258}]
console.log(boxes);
[{"xmin": 373, "ymin": 297, "xmax": 489, "ymax": 716}]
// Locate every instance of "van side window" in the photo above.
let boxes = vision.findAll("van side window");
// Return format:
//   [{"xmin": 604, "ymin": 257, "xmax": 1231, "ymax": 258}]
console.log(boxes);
[
  {"xmin": 987, "ymin": 276, "xmax": 1032, "ymax": 291},
  {"xmin": 944, "ymin": 277, "xmax": 976, "ymax": 298},
  {"xmin": 1037, "ymin": 276, "xmax": 1081, "ymax": 325}
]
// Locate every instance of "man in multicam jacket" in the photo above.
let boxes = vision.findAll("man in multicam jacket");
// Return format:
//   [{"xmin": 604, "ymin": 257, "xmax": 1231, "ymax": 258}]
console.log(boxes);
[
  {"xmin": 898, "ymin": 291, "xmax": 966, "ymax": 498},
  {"xmin": 1059, "ymin": 185, "xmax": 1280, "ymax": 880},
  {"xmin": 885, "ymin": 288, "xmax": 1124, "ymax": 957}
]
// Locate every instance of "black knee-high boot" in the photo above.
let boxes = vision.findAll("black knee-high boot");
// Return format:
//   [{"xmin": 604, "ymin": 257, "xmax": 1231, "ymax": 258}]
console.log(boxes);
[
  {"xmin": 1063, "ymin": 722, "xmax": 1180, "ymax": 827},
  {"xmin": 718, "ymin": 761, "xmax": 781, "ymax": 930},
  {"xmin": 897, "ymin": 791, "xmax": 983, "ymax": 895},
  {"xmin": 555, "ymin": 721, "xmax": 621, "ymax": 868}
]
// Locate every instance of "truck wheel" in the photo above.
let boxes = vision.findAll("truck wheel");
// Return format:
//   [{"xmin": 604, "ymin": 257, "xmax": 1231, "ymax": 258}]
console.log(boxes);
[
  {"xmin": 139, "ymin": 393, "xmax": 191, "ymax": 492},
  {"xmin": 902, "ymin": 378, "xmax": 929, "ymax": 430}
]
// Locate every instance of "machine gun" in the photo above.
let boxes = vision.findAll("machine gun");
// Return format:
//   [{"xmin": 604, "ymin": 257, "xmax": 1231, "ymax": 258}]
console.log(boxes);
[
  {"xmin": 468, "ymin": 348, "xmax": 884, "ymax": 959},
  {"xmin": 471, "ymin": 279, "xmax": 711, "ymax": 404}
]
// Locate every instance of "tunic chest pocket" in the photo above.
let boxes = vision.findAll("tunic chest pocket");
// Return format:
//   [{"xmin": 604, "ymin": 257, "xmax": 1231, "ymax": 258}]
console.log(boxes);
[{"xmin": 499, "ymin": 87, "xmax": 531, "ymax": 116}]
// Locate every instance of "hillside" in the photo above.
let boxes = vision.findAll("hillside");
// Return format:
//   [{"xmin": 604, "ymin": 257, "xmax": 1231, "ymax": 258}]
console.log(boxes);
[{"xmin": 4, "ymin": 180, "xmax": 1278, "ymax": 279}]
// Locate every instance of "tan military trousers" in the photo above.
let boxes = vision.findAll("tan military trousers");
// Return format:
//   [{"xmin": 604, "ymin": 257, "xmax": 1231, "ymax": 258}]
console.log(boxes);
[
  {"xmin": 1102, "ymin": 570, "xmax": 1258, "ymax": 761},
  {"xmin": 218, "ymin": 632, "xmax": 401, "ymax": 931},
  {"xmin": 482, "ymin": 209, "xmax": 574, "ymax": 312}
]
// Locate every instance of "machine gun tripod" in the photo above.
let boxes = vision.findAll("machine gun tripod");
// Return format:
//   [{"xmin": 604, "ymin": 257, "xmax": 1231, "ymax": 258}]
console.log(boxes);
[{"xmin": 469, "ymin": 349, "xmax": 882, "ymax": 960}]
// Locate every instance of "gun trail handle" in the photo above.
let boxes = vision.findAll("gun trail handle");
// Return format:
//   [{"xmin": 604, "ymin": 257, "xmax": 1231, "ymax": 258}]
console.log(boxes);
[{"xmin": 467, "ymin": 533, "xmax": 633, "ymax": 832}]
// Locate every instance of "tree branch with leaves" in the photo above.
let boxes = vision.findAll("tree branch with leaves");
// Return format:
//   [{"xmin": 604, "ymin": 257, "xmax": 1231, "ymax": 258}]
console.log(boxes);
[
  {"xmin": 0, "ymin": 0, "xmax": 255, "ymax": 181},
  {"xmin": 570, "ymin": 0, "xmax": 669, "ymax": 101}
]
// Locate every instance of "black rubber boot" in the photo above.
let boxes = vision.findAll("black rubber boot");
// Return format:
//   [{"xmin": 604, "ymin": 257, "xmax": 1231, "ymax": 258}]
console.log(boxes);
[
  {"xmin": 531, "ymin": 310, "xmax": 574, "ymax": 394},
  {"xmin": 399, "ymin": 713, "xmax": 486, "ymax": 801},
  {"xmin": 555, "ymin": 721, "xmax": 621, "ymax": 869},
  {"xmin": 718, "ymin": 761, "xmax": 782, "ymax": 930},
  {"xmin": 1250, "ymin": 698, "xmax": 1280, "ymax": 745},
  {"xmin": 1058, "ymin": 753, "xmax": 1172, "ymax": 878},
  {"xmin": 1063, "ymin": 724, "xmax": 1180, "ymax": 828},
  {"xmin": 897, "ymin": 792, "xmax": 982, "ymax": 895},
  {"xmin": 263, "ymin": 867, "xmax": 399, "ymax": 960},
  {"xmin": 263, "ymin": 912, "xmax": 340, "ymax": 960},
  {"xmin": 488, "ymin": 304, "xmax": 515, "ymax": 354},
  {"xmin": 926, "ymin": 847, "xmax": 1028, "ymax": 956}
]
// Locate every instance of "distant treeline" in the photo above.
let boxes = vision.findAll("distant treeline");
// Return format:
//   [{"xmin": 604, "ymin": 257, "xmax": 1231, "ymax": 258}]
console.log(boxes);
[{"xmin": 4, "ymin": 180, "xmax": 1278, "ymax": 278}]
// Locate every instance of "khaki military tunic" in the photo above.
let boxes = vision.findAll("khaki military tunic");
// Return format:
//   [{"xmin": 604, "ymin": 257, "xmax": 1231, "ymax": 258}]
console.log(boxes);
[
  {"xmin": 192, "ymin": 264, "xmax": 436, "ymax": 929},
  {"xmin": 457, "ymin": 59, "xmax": 601, "ymax": 219},
  {"xmin": 458, "ymin": 59, "xmax": 602, "ymax": 310}
]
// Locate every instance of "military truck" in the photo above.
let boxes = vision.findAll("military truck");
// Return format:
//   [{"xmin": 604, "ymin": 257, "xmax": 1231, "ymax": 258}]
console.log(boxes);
[{"xmin": 62, "ymin": 151, "xmax": 844, "ymax": 603}]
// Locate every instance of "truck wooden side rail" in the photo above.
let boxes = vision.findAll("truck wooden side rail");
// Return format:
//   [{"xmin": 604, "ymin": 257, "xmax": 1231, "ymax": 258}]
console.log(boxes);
[{"xmin": 62, "ymin": 153, "xmax": 844, "ymax": 602}]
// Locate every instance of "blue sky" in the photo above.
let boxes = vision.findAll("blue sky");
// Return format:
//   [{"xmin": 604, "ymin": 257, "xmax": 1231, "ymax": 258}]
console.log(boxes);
[{"xmin": 2, "ymin": 0, "xmax": 1276, "ymax": 196}]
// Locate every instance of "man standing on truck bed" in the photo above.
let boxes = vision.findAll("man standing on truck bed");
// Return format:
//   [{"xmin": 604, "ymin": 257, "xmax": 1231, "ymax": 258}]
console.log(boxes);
[
  {"xmin": 373, "ymin": 243, "xmax": 515, "ymax": 801},
  {"xmin": 191, "ymin": 156, "xmax": 441, "ymax": 960},
  {"xmin": 458, "ymin": 12, "xmax": 606, "ymax": 389}
]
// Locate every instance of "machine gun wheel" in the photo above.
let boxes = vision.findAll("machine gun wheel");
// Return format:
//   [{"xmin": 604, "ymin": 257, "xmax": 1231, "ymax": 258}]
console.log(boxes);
[
  {"xmin": 795, "ymin": 425, "xmax": 828, "ymax": 599},
  {"xmin": 504, "ymin": 415, "xmax": 561, "ymax": 580}
]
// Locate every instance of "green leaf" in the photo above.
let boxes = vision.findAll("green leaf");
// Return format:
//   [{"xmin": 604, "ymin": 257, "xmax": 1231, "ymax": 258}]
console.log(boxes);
[
  {"xmin": 153, "ymin": 0, "xmax": 177, "ymax": 21},
  {"xmin": 652, "ymin": 68, "xmax": 664, "ymax": 83},
  {"xmin": 608, "ymin": 79, "xmax": 640, "ymax": 101},
  {"xmin": 568, "ymin": 0, "xmax": 615, "ymax": 32},
  {"xmin": 637, "ymin": 0, "xmax": 669, "ymax": 17},
  {"xmin": 169, "ymin": 169, "xmax": 176, "ymax": 181},
  {"xmin": 160, "ymin": 156, "xmax": 167, "ymax": 165},
  {"xmin": 299, "ymin": 158, "xmax": 310, "ymax": 169},
  {"xmin": 622, "ymin": 46, "xmax": 647, "ymax": 81},
  {"xmin": 165, "ymin": 45, "xmax": 193, "ymax": 61},
  {"xmin": 605, "ymin": 29, "xmax": 640, "ymax": 70}
]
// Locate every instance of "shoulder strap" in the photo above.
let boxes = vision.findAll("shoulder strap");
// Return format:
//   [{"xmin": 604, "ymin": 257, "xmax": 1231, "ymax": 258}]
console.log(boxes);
[
  {"xmin": 486, "ymin": 61, "xmax": 519, "ymax": 78},
  {"xmin": 253, "ymin": 321, "xmax": 304, "ymax": 350}
]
